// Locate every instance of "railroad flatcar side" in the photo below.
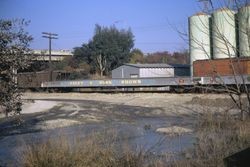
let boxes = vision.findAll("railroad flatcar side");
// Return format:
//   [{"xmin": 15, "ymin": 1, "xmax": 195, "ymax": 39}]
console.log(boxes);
[{"xmin": 41, "ymin": 77, "xmax": 194, "ymax": 88}]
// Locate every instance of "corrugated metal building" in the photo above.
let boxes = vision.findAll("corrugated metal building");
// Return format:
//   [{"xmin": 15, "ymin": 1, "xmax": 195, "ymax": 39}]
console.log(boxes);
[{"xmin": 112, "ymin": 64, "xmax": 190, "ymax": 79}]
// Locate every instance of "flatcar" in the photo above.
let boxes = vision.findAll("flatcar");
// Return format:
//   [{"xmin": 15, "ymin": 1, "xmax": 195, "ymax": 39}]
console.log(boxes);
[{"xmin": 39, "ymin": 74, "xmax": 250, "ymax": 92}]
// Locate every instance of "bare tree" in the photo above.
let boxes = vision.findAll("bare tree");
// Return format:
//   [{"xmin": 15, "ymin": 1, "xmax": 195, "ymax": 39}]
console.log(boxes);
[
  {"xmin": 96, "ymin": 53, "xmax": 107, "ymax": 77},
  {"xmin": 0, "ymin": 19, "xmax": 33, "ymax": 117},
  {"xmin": 188, "ymin": 0, "xmax": 250, "ymax": 120}
]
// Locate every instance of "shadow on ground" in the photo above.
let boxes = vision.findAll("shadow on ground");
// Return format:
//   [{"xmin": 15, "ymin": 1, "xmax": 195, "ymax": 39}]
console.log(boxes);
[{"xmin": 0, "ymin": 99, "xmax": 168, "ymax": 138}]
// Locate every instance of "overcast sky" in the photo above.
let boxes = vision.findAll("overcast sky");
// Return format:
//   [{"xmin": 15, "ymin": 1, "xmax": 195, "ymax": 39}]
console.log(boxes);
[{"xmin": 0, "ymin": 0, "xmax": 206, "ymax": 53}]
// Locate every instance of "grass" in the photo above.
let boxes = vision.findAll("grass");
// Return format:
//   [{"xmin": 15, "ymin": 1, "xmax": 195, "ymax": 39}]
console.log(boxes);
[
  {"xmin": 19, "ymin": 130, "xmax": 166, "ymax": 167},
  {"xmin": 173, "ymin": 110, "xmax": 250, "ymax": 167}
]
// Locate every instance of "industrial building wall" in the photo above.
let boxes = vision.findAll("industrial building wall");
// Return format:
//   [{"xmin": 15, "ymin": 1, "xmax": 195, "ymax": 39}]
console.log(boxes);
[
  {"xmin": 112, "ymin": 65, "xmax": 139, "ymax": 78},
  {"xmin": 174, "ymin": 67, "xmax": 191, "ymax": 76},
  {"xmin": 139, "ymin": 68, "xmax": 174, "ymax": 78},
  {"xmin": 193, "ymin": 58, "xmax": 250, "ymax": 77}
]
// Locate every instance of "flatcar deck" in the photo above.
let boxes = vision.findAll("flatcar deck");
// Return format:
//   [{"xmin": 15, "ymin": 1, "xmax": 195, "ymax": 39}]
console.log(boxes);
[{"xmin": 41, "ymin": 77, "xmax": 195, "ymax": 88}]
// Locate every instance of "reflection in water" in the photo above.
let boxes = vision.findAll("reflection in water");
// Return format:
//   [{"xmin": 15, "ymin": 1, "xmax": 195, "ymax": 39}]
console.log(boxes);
[{"xmin": 0, "ymin": 117, "xmax": 194, "ymax": 166}]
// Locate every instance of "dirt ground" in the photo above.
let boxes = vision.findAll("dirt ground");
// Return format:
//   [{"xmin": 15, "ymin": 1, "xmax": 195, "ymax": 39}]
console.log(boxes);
[
  {"xmin": 0, "ymin": 93, "xmax": 242, "ymax": 166},
  {"xmin": 22, "ymin": 92, "xmax": 235, "ymax": 110},
  {"xmin": 22, "ymin": 92, "xmax": 238, "ymax": 115},
  {"xmin": 0, "ymin": 93, "xmax": 239, "ymax": 137}
]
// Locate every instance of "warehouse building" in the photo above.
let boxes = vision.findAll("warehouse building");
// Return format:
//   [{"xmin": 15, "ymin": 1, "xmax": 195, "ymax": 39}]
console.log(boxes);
[{"xmin": 112, "ymin": 64, "xmax": 190, "ymax": 79}]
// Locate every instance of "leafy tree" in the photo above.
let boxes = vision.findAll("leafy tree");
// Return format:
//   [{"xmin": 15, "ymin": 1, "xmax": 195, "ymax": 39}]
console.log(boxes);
[
  {"xmin": 129, "ymin": 48, "xmax": 144, "ymax": 64},
  {"xmin": 73, "ymin": 44, "xmax": 92, "ymax": 65},
  {"xmin": 0, "ymin": 19, "xmax": 33, "ymax": 117},
  {"xmin": 74, "ymin": 24, "xmax": 134, "ymax": 77},
  {"xmin": 52, "ymin": 56, "xmax": 75, "ymax": 71}
]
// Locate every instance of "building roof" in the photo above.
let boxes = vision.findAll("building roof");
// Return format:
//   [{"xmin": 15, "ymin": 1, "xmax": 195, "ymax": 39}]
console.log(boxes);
[{"xmin": 123, "ymin": 63, "xmax": 190, "ymax": 68}]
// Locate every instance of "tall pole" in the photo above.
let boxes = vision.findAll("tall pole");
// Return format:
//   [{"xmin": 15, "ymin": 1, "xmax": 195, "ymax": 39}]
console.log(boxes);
[{"xmin": 42, "ymin": 32, "xmax": 58, "ymax": 81}]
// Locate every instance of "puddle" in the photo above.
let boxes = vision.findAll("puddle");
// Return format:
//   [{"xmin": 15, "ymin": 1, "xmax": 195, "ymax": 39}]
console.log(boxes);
[{"xmin": 0, "ymin": 117, "xmax": 195, "ymax": 166}]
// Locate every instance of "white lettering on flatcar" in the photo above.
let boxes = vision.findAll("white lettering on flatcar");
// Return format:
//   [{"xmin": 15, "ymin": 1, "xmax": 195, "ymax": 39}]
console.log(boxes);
[
  {"xmin": 69, "ymin": 81, "xmax": 84, "ymax": 86},
  {"xmin": 121, "ymin": 80, "xmax": 142, "ymax": 85},
  {"xmin": 99, "ymin": 80, "xmax": 112, "ymax": 85}
]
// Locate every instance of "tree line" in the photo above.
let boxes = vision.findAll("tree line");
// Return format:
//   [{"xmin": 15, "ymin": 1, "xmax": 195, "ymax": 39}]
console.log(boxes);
[
  {"xmin": 130, "ymin": 50, "xmax": 189, "ymax": 64},
  {"xmin": 53, "ymin": 24, "xmax": 188, "ymax": 78}
]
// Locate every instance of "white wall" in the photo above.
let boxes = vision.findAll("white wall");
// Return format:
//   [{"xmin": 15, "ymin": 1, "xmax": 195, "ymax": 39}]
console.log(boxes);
[{"xmin": 139, "ymin": 68, "xmax": 174, "ymax": 78}]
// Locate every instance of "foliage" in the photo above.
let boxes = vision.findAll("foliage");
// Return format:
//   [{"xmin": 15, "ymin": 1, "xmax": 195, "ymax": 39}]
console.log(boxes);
[
  {"xmin": 0, "ymin": 19, "xmax": 33, "ymax": 117},
  {"xmin": 129, "ymin": 48, "xmax": 144, "ymax": 64},
  {"xmin": 53, "ymin": 56, "xmax": 77, "ymax": 71},
  {"xmin": 20, "ymin": 61, "xmax": 49, "ymax": 72},
  {"xmin": 174, "ymin": 110, "xmax": 250, "ymax": 167},
  {"xmin": 20, "ymin": 131, "xmax": 165, "ymax": 167},
  {"xmin": 145, "ymin": 51, "xmax": 189, "ymax": 64},
  {"xmin": 74, "ymin": 24, "xmax": 134, "ymax": 77},
  {"xmin": 73, "ymin": 44, "xmax": 92, "ymax": 65}
]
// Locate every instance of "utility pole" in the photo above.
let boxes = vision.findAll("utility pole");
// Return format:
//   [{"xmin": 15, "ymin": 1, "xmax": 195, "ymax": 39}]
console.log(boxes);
[{"xmin": 42, "ymin": 32, "xmax": 58, "ymax": 81}]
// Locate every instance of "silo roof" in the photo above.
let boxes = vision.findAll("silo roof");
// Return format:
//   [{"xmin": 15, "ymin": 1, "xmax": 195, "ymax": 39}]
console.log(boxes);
[
  {"xmin": 192, "ymin": 12, "xmax": 209, "ymax": 16},
  {"xmin": 214, "ymin": 7, "xmax": 235, "ymax": 13},
  {"xmin": 239, "ymin": 4, "xmax": 250, "ymax": 10}
]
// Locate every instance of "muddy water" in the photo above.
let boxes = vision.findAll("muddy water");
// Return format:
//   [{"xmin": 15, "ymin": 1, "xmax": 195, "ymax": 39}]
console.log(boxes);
[{"xmin": 0, "ymin": 99, "xmax": 195, "ymax": 166}]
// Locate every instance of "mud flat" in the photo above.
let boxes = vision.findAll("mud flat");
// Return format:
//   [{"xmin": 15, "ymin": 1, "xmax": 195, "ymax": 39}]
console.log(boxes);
[
  {"xmin": 1, "ymin": 93, "xmax": 238, "ymax": 135},
  {"xmin": 0, "ymin": 93, "xmax": 237, "ymax": 134},
  {"xmin": 22, "ymin": 93, "xmax": 236, "ymax": 114},
  {"xmin": 0, "ymin": 93, "xmax": 239, "ymax": 166}
]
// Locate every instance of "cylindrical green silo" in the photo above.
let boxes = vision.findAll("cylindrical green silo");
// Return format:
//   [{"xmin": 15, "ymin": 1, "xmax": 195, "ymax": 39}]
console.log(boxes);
[
  {"xmin": 238, "ymin": 5, "xmax": 250, "ymax": 57},
  {"xmin": 212, "ymin": 8, "xmax": 237, "ymax": 59},
  {"xmin": 189, "ymin": 13, "xmax": 211, "ymax": 76}
]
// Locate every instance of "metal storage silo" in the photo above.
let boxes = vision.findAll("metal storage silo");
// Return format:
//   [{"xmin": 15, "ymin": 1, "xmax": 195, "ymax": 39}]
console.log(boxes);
[
  {"xmin": 238, "ymin": 5, "xmax": 250, "ymax": 57},
  {"xmin": 189, "ymin": 13, "xmax": 211, "ymax": 76},
  {"xmin": 212, "ymin": 8, "xmax": 237, "ymax": 59}
]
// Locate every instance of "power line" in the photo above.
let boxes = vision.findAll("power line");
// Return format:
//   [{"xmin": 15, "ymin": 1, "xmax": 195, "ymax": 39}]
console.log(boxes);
[{"xmin": 42, "ymin": 32, "xmax": 58, "ymax": 81}]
